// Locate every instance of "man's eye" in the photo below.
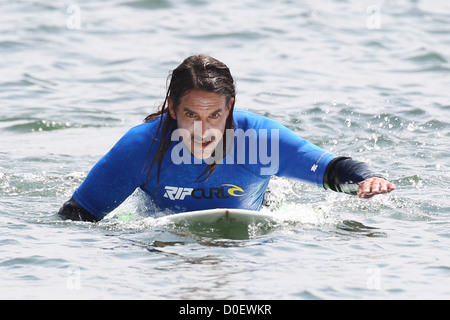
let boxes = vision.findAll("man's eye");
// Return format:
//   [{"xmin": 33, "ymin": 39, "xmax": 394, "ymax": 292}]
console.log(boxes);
[
  {"xmin": 210, "ymin": 113, "xmax": 220, "ymax": 119},
  {"xmin": 186, "ymin": 112, "xmax": 195, "ymax": 118}
]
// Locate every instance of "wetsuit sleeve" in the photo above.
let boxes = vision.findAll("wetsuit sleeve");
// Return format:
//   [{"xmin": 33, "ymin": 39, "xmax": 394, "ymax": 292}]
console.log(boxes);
[
  {"xmin": 247, "ymin": 115, "xmax": 333, "ymax": 185},
  {"xmin": 61, "ymin": 126, "xmax": 149, "ymax": 221},
  {"xmin": 247, "ymin": 113, "xmax": 383, "ymax": 193},
  {"xmin": 323, "ymin": 156, "xmax": 385, "ymax": 194}
]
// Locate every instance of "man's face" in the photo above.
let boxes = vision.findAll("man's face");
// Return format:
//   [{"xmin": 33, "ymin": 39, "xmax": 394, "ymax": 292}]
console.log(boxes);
[{"xmin": 169, "ymin": 90, "xmax": 233, "ymax": 159}]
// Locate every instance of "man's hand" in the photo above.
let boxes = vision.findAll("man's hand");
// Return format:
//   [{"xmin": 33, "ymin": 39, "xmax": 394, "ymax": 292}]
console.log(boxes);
[{"xmin": 357, "ymin": 177, "xmax": 396, "ymax": 198}]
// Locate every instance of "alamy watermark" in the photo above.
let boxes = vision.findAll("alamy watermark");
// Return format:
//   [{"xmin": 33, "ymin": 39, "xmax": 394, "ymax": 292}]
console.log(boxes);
[
  {"xmin": 366, "ymin": 5, "xmax": 381, "ymax": 30},
  {"xmin": 366, "ymin": 266, "xmax": 381, "ymax": 290},
  {"xmin": 170, "ymin": 121, "xmax": 280, "ymax": 176},
  {"xmin": 66, "ymin": 4, "xmax": 81, "ymax": 30},
  {"xmin": 66, "ymin": 265, "xmax": 81, "ymax": 290}
]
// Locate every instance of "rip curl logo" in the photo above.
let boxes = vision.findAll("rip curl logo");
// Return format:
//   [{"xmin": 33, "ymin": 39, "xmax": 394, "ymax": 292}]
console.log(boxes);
[
  {"xmin": 163, "ymin": 186, "xmax": 194, "ymax": 200},
  {"xmin": 163, "ymin": 184, "xmax": 245, "ymax": 200},
  {"xmin": 221, "ymin": 184, "xmax": 245, "ymax": 197}
]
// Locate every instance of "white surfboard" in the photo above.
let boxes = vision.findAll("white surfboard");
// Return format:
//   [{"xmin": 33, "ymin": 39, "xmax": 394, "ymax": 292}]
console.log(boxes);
[
  {"xmin": 164, "ymin": 208, "xmax": 276, "ymax": 225},
  {"xmin": 160, "ymin": 208, "xmax": 277, "ymax": 239}
]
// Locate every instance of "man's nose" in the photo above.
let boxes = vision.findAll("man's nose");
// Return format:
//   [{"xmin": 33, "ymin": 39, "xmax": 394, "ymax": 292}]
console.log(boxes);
[
  {"xmin": 193, "ymin": 120, "xmax": 210, "ymax": 139},
  {"xmin": 200, "ymin": 119, "xmax": 211, "ymax": 138}
]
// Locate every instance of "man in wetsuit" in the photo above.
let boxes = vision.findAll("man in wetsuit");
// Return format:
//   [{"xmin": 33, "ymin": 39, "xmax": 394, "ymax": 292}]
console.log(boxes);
[{"xmin": 59, "ymin": 54, "xmax": 396, "ymax": 222}]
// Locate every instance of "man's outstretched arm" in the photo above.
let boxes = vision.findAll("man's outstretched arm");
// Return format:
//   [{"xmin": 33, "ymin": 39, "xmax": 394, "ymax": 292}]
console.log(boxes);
[{"xmin": 324, "ymin": 157, "xmax": 396, "ymax": 198}]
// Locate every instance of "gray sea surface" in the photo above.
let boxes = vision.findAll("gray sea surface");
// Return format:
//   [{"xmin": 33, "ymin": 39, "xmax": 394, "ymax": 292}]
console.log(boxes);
[{"xmin": 0, "ymin": 0, "xmax": 449, "ymax": 299}]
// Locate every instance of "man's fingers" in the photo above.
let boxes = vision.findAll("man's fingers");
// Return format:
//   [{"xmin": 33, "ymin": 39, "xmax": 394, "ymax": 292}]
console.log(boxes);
[
  {"xmin": 358, "ymin": 178, "xmax": 396, "ymax": 198},
  {"xmin": 358, "ymin": 179, "xmax": 373, "ymax": 198},
  {"xmin": 387, "ymin": 182, "xmax": 396, "ymax": 192},
  {"xmin": 371, "ymin": 179, "xmax": 381, "ymax": 194}
]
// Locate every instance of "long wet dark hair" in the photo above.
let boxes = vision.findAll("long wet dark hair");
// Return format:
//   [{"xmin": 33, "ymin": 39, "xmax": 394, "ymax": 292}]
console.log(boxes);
[{"xmin": 143, "ymin": 54, "xmax": 236, "ymax": 189}]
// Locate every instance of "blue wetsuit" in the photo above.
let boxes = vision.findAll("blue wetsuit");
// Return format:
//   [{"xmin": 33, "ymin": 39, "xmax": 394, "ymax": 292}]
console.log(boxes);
[{"xmin": 59, "ymin": 109, "xmax": 381, "ymax": 221}]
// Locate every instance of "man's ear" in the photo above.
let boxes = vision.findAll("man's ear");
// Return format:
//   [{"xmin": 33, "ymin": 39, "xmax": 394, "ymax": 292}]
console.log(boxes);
[{"xmin": 168, "ymin": 97, "xmax": 176, "ymax": 120}]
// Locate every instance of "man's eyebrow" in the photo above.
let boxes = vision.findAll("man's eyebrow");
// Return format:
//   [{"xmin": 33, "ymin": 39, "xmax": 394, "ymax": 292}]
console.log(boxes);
[
  {"xmin": 183, "ymin": 107, "xmax": 197, "ymax": 114},
  {"xmin": 182, "ymin": 107, "xmax": 223, "ymax": 114},
  {"xmin": 210, "ymin": 108, "xmax": 223, "ymax": 114}
]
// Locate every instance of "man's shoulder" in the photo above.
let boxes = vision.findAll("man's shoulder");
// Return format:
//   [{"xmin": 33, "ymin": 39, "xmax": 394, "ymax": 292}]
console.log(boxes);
[
  {"xmin": 233, "ymin": 108, "xmax": 284, "ymax": 130},
  {"xmin": 234, "ymin": 108, "xmax": 266, "ymax": 125},
  {"xmin": 233, "ymin": 108, "xmax": 262, "ymax": 120},
  {"xmin": 127, "ymin": 117, "xmax": 162, "ymax": 138},
  {"xmin": 114, "ymin": 118, "xmax": 162, "ymax": 152}
]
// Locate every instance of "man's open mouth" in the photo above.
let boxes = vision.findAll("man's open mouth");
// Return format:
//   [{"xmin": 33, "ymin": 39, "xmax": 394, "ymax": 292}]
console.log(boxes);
[{"xmin": 193, "ymin": 136, "xmax": 216, "ymax": 149}]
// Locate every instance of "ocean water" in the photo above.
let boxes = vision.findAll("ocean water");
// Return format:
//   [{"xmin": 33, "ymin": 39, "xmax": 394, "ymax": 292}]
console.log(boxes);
[{"xmin": 1, "ymin": 0, "xmax": 449, "ymax": 300}]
